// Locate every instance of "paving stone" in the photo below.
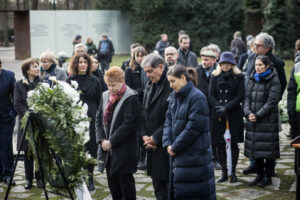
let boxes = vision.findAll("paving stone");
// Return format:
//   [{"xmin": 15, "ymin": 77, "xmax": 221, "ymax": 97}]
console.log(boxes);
[
  {"xmin": 216, "ymin": 185, "xmax": 228, "ymax": 191},
  {"xmin": 0, "ymin": 187, "xmax": 3, "ymax": 192},
  {"xmin": 277, "ymin": 158, "xmax": 294, "ymax": 163},
  {"xmin": 134, "ymin": 177, "xmax": 152, "ymax": 183},
  {"xmin": 214, "ymin": 170, "xmax": 222, "ymax": 177},
  {"xmin": 238, "ymin": 176, "xmax": 255, "ymax": 183},
  {"xmin": 137, "ymin": 196, "xmax": 155, "ymax": 200},
  {"xmin": 134, "ymin": 173, "xmax": 148, "ymax": 178},
  {"xmin": 276, "ymin": 163, "xmax": 291, "ymax": 169},
  {"xmin": 94, "ymin": 178, "xmax": 108, "ymax": 186},
  {"xmin": 145, "ymin": 185, "xmax": 154, "ymax": 191},
  {"xmin": 284, "ymin": 169, "xmax": 295, "ymax": 176},
  {"xmin": 281, "ymin": 152, "xmax": 295, "ymax": 156},
  {"xmin": 9, "ymin": 193, "xmax": 33, "ymax": 199},
  {"xmin": 236, "ymin": 164, "xmax": 249, "ymax": 169},
  {"xmin": 136, "ymin": 183, "xmax": 146, "ymax": 191},
  {"xmin": 11, "ymin": 185, "xmax": 27, "ymax": 193},
  {"xmin": 265, "ymin": 177, "xmax": 280, "ymax": 191},
  {"xmin": 218, "ymin": 188, "xmax": 272, "ymax": 200},
  {"xmin": 290, "ymin": 180, "xmax": 296, "ymax": 192},
  {"xmin": 217, "ymin": 181, "xmax": 243, "ymax": 187},
  {"xmin": 15, "ymin": 180, "xmax": 26, "ymax": 185}
]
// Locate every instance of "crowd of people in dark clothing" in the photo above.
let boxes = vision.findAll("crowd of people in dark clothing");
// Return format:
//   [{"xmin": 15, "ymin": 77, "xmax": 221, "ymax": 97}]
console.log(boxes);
[{"xmin": 1, "ymin": 30, "xmax": 300, "ymax": 200}]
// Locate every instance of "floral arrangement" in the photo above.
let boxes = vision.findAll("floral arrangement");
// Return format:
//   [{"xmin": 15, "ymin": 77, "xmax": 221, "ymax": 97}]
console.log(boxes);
[
  {"xmin": 278, "ymin": 99, "xmax": 288, "ymax": 123},
  {"xmin": 22, "ymin": 77, "xmax": 95, "ymax": 191}
]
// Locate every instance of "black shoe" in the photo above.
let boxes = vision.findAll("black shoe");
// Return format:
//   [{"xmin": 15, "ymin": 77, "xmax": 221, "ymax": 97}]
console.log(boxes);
[
  {"xmin": 37, "ymin": 179, "xmax": 44, "ymax": 188},
  {"xmin": 214, "ymin": 161, "xmax": 222, "ymax": 170},
  {"xmin": 87, "ymin": 178, "xmax": 95, "ymax": 191},
  {"xmin": 243, "ymin": 165, "xmax": 256, "ymax": 174},
  {"xmin": 217, "ymin": 171, "xmax": 228, "ymax": 183},
  {"xmin": 271, "ymin": 169, "xmax": 276, "ymax": 177},
  {"xmin": 137, "ymin": 160, "xmax": 147, "ymax": 170},
  {"xmin": 4, "ymin": 177, "xmax": 16, "ymax": 186},
  {"xmin": 230, "ymin": 173, "xmax": 237, "ymax": 183},
  {"xmin": 249, "ymin": 175, "xmax": 263, "ymax": 186},
  {"xmin": 257, "ymin": 176, "xmax": 272, "ymax": 187},
  {"xmin": 24, "ymin": 180, "xmax": 33, "ymax": 190}
]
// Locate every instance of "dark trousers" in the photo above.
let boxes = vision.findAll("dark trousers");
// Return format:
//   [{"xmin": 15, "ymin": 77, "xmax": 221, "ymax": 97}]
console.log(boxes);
[
  {"xmin": 99, "ymin": 59, "xmax": 110, "ymax": 72},
  {"xmin": 24, "ymin": 150, "xmax": 41, "ymax": 181},
  {"xmin": 211, "ymin": 142, "xmax": 219, "ymax": 163},
  {"xmin": 152, "ymin": 178, "xmax": 168, "ymax": 200},
  {"xmin": 217, "ymin": 142, "xmax": 239, "ymax": 171},
  {"xmin": 106, "ymin": 169, "xmax": 136, "ymax": 200},
  {"xmin": 255, "ymin": 159, "xmax": 274, "ymax": 177},
  {"xmin": 0, "ymin": 117, "xmax": 15, "ymax": 179}
]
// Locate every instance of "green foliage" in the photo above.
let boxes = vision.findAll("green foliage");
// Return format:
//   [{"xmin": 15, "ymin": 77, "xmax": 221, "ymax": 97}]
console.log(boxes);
[
  {"xmin": 263, "ymin": 0, "xmax": 290, "ymax": 58},
  {"xmin": 97, "ymin": 0, "xmax": 244, "ymax": 54}
]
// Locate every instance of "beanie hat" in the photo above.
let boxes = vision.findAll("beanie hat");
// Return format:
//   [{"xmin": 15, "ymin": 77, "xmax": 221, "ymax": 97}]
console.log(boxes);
[
  {"xmin": 75, "ymin": 35, "xmax": 82, "ymax": 41},
  {"xmin": 219, "ymin": 51, "xmax": 236, "ymax": 65}
]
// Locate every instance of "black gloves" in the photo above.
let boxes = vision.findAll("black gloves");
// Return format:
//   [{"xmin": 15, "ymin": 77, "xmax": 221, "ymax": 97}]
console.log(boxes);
[{"xmin": 215, "ymin": 106, "xmax": 226, "ymax": 117}]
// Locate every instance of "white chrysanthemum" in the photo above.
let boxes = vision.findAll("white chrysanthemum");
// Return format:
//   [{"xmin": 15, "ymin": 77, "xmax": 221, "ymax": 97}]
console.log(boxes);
[
  {"xmin": 41, "ymin": 82, "xmax": 50, "ymax": 88},
  {"xmin": 27, "ymin": 90, "xmax": 35, "ymax": 98},
  {"xmin": 81, "ymin": 103, "xmax": 88, "ymax": 118},
  {"xmin": 49, "ymin": 76, "xmax": 57, "ymax": 81},
  {"xmin": 70, "ymin": 80, "xmax": 78, "ymax": 89},
  {"xmin": 58, "ymin": 81, "xmax": 80, "ymax": 103}
]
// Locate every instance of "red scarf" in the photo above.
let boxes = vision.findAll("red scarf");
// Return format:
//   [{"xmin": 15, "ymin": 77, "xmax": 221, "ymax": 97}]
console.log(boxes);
[{"xmin": 103, "ymin": 84, "xmax": 127, "ymax": 126}]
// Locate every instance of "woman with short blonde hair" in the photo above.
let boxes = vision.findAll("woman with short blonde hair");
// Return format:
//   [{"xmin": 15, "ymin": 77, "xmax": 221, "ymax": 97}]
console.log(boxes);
[{"xmin": 39, "ymin": 50, "xmax": 67, "ymax": 81}]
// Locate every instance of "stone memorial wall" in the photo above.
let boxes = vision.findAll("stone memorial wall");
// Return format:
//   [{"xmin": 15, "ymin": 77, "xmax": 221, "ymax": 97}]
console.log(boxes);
[{"xmin": 30, "ymin": 10, "xmax": 133, "ymax": 57}]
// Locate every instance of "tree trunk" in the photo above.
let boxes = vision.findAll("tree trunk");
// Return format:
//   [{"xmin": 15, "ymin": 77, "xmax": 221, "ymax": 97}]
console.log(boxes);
[
  {"xmin": 32, "ymin": 0, "xmax": 38, "ymax": 10},
  {"xmin": 16, "ymin": 0, "xmax": 20, "ymax": 10},
  {"xmin": 66, "ymin": 0, "xmax": 70, "ymax": 9},
  {"xmin": 245, "ymin": 9, "xmax": 263, "ymax": 36},
  {"xmin": 2, "ymin": 0, "xmax": 9, "ymax": 46}
]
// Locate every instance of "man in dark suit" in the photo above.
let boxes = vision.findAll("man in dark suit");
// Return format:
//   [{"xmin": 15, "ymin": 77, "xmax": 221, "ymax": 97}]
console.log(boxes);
[
  {"xmin": 97, "ymin": 33, "xmax": 114, "ymax": 72},
  {"xmin": 141, "ymin": 54, "xmax": 171, "ymax": 200},
  {"xmin": 0, "ymin": 59, "xmax": 16, "ymax": 185}
]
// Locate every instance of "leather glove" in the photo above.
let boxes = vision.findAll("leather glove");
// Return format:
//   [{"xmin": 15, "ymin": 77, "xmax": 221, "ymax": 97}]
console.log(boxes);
[
  {"xmin": 289, "ymin": 112, "xmax": 297, "ymax": 129},
  {"xmin": 215, "ymin": 106, "xmax": 226, "ymax": 117}
]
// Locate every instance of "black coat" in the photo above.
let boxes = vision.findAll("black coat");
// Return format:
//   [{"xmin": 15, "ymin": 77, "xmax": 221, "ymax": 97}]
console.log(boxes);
[
  {"xmin": 196, "ymin": 64, "xmax": 216, "ymax": 98},
  {"xmin": 163, "ymin": 81, "xmax": 216, "ymax": 200},
  {"xmin": 208, "ymin": 70, "xmax": 245, "ymax": 143},
  {"xmin": 243, "ymin": 67, "xmax": 281, "ymax": 160},
  {"xmin": 177, "ymin": 49, "xmax": 198, "ymax": 68},
  {"xmin": 96, "ymin": 87, "xmax": 141, "ymax": 174},
  {"xmin": 92, "ymin": 68, "xmax": 108, "ymax": 91},
  {"xmin": 67, "ymin": 75, "xmax": 101, "ymax": 158},
  {"xmin": 142, "ymin": 68, "xmax": 172, "ymax": 180},
  {"xmin": 125, "ymin": 65, "xmax": 144, "ymax": 104},
  {"xmin": 14, "ymin": 78, "xmax": 40, "ymax": 151},
  {"xmin": 230, "ymin": 38, "xmax": 247, "ymax": 63}
]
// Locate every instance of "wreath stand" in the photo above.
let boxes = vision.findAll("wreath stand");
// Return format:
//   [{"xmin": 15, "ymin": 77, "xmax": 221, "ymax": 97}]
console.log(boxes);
[{"xmin": 4, "ymin": 110, "xmax": 74, "ymax": 200}]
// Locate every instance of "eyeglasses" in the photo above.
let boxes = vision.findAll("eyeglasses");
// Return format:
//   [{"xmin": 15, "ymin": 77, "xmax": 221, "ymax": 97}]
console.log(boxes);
[
  {"xmin": 165, "ymin": 53, "xmax": 176, "ymax": 56},
  {"xmin": 254, "ymin": 43, "xmax": 264, "ymax": 48}
]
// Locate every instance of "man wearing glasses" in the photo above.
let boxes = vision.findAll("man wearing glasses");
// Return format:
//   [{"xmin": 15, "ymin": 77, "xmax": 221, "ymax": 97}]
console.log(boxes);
[{"xmin": 164, "ymin": 46, "xmax": 179, "ymax": 67}]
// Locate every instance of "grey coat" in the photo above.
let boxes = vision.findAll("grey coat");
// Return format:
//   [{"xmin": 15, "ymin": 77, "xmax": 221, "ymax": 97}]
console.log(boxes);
[
  {"xmin": 40, "ymin": 64, "xmax": 68, "ymax": 81},
  {"xmin": 177, "ymin": 49, "xmax": 198, "ymax": 68}
]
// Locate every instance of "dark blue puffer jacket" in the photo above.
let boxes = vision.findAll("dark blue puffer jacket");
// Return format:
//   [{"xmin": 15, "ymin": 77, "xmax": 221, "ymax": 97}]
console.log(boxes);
[{"xmin": 163, "ymin": 81, "xmax": 216, "ymax": 200}]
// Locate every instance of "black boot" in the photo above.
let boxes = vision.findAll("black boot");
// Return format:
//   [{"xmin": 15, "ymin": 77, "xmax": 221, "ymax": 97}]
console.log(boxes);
[
  {"xmin": 87, "ymin": 176, "xmax": 95, "ymax": 191},
  {"xmin": 249, "ymin": 174, "xmax": 263, "ymax": 186},
  {"xmin": 230, "ymin": 144, "xmax": 239, "ymax": 183},
  {"xmin": 257, "ymin": 176, "xmax": 272, "ymax": 187},
  {"xmin": 24, "ymin": 179, "xmax": 33, "ymax": 190},
  {"xmin": 230, "ymin": 166, "xmax": 237, "ymax": 183},
  {"xmin": 217, "ymin": 169, "xmax": 228, "ymax": 183}
]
